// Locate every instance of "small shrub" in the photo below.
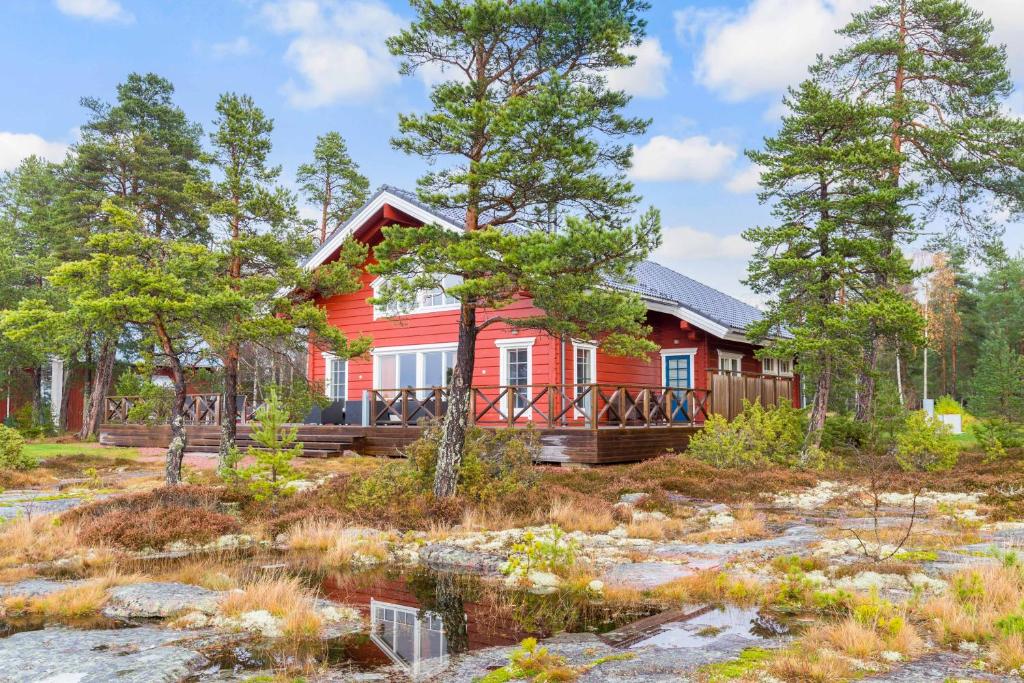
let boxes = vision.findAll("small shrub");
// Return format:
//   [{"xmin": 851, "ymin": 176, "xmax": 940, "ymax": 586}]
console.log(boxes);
[
  {"xmin": 820, "ymin": 413, "xmax": 870, "ymax": 453},
  {"xmin": 114, "ymin": 370, "xmax": 174, "ymax": 425},
  {"xmin": 973, "ymin": 418, "xmax": 1024, "ymax": 461},
  {"xmin": 224, "ymin": 389, "xmax": 301, "ymax": 501},
  {"xmin": 895, "ymin": 411, "xmax": 958, "ymax": 472},
  {"xmin": 686, "ymin": 401, "xmax": 808, "ymax": 468},
  {"xmin": 503, "ymin": 525, "xmax": 579, "ymax": 579},
  {"xmin": 0, "ymin": 424, "xmax": 35, "ymax": 470}
]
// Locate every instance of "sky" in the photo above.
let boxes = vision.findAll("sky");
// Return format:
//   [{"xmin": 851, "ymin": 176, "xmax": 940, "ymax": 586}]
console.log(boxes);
[{"xmin": 1, "ymin": 0, "xmax": 1023, "ymax": 305}]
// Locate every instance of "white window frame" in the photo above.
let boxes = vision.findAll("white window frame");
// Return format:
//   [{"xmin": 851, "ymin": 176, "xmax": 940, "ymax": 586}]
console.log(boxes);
[
  {"xmin": 496, "ymin": 337, "xmax": 535, "ymax": 417},
  {"xmin": 572, "ymin": 341, "xmax": 597, "ymax": 417},
  {"xmin": 660, "ymin": 348, "xmax": 697, "ymax": 388},
  {"xmin": 369, "ymin": 598, "xmax": 448, "ymax": 678},
  {"xmin": 718, "ymin": 351, "xmax": 744, "ymax": 374},
  {"xmin": 322, "ymin": 353, "xmax": 348, "ymax": 401},
  {"xmin": 371, "ymin": 342, "xmax": 459, "ymax": 391},
  {"xmin": 371, "ymin": 275, "xmax": 462, "ymax": 320}
]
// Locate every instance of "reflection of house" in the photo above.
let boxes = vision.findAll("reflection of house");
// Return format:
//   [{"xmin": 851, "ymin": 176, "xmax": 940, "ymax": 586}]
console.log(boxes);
[{"xmin": 370, "ymin": 599, "xmax": 448, "ymax": 678}]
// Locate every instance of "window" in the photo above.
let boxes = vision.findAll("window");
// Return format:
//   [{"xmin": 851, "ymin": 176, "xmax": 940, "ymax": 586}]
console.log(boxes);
[
  {"xmin": 762, "ymin": 357, "xmax": 794, "ymax": 377},
  {"xmin": 496, "ymin": 337, "xmax": 535, "ymax": 414},
  {"xmin": 374, "ymin": 344, "xmax": 457, "ymax": 396},
  {"xmin": 373, "ymin": 274, "xmax": 462, "ymax": 318},
  {"xmin": 323, "ymin": 355, "xmax": 348, "ymax": 401},
  {"xmin": 370, "ymin": 599, "xmax": 447, "ymax": 676},
  {"xmin": 718, "ymin": 351, "xmax": 743, "ymax": 374},
  {"xmin": 573, "ymin": 343, "xmax": 596, "ymax": 415}
]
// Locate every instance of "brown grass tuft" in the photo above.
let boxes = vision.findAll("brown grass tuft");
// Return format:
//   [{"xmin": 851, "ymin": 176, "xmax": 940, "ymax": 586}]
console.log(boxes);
[
  {"xmin": 285, "ymin": 519, "xmax": 390, "ymax": 567},
  {"xmin": 546, "ymin": 499, "xmax": 616, "ymax": 534},
  {"xmin": 221, "ymin": 576, "xmax": 324, "ymax": 640}
]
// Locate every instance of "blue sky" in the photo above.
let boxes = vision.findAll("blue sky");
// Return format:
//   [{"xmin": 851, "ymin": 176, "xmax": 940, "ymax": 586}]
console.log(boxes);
[{"xmin": 1, "ymin": 0, "xmax": 1022, "ymax": 303}]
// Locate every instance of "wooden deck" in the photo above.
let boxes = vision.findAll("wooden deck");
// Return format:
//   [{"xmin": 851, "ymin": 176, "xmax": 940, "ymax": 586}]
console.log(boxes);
[{"xmin": 98, "ymin": 422, "xmax": 700, "ymax": 465}]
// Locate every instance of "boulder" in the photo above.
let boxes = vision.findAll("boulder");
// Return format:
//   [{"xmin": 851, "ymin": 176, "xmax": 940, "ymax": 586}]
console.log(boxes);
[{"xmin": 103, "ymin": 582, "xmax": 223, "ymax": 619}]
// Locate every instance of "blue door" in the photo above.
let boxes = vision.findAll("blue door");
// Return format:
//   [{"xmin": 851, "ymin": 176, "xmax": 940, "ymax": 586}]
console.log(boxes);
[{"xmin": 664, "ymin": 354, "xmax": 691, "ymax": 422}]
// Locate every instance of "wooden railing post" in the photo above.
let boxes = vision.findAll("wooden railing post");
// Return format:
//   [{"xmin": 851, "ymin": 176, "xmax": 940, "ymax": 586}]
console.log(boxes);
[
  {"xmin": 590, "ymin": 383, "xmax": 599, "ymax": 431},
  {"xmin": 643, "ymin": 390, "xmax": 651, "ymax": 427},
  {"xmin": 401, "ymin": 389, "xmax": 409, "ymax": 426},
  {"xmin": 547, "ymin": 385, "xmax": 554, "ymax": 428},
  {"xmin": 506, "ymin": 387, "xmax": 515, "ymax": 427},
  {"xmin": 433, "ymin": 387, "xmax": 442, "ymax": 420},
  {"xmin": 468, "ymin": 388, "xmax": 476, "ymax": 426}
]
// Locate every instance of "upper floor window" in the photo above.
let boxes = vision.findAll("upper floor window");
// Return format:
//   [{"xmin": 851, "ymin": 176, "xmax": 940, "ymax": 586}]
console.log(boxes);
[
  {"xmin": 718, "ymin": 351, "xmax": 743, "ymax": 374},
  {"xmin": 373, "ymin": 274, "xmax": 462, "ymax": 318}
]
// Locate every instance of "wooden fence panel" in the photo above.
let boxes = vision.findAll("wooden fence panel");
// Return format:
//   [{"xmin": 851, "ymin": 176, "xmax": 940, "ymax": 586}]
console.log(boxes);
[{"xmin": 709, "ymin": 372, "xmax": 794, "ymax": 420}]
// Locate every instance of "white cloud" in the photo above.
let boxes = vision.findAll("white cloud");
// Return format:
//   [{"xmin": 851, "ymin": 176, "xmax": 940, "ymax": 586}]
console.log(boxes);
[
  {"xmin": 606, "ymin": 38, "xmax": 672, "ymax": 98},
  {"xmin": 261, "ymin": 0, "xmax": 402, "ymax": 107},
  {"xmin": 726, "ymin": 164, "xmax": 764, "ymax": 194},
  {"xmin": 656, "ymin": 225, "xmax": 755, "ymax": 262},
  {"xmin": 211, "ymin": 37, "xmax": 253, "ymax": 58},
  {"xmin": 629, "ymin": 135, "xmax": 737, "ymax": 182},
  {"xmin": 972, "ymin": 0, "xmax": 1024, "ymax": 78},
  {"xmin": 0, "ymin": 132, "xmax": 68, "ymax": 172},
  {"xmin": 676, "ymin": 0, "xmax": 869, "ymax": 101},
  {"xmin": 55, "ymin": 0, "xmax": 133, "ymax": 23}
]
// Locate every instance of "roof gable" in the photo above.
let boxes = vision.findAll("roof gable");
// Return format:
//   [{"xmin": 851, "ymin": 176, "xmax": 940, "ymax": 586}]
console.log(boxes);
[{"xmin": 302, "ymin": 186, "xmax": 766, "ymax": 339}]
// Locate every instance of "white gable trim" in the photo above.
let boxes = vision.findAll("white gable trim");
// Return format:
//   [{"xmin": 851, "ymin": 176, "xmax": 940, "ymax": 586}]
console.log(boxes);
[
  {"xmin": 645, "ymin": 300, "xmax": 731, "ymax": 339},
  {"xmin": 303, "ymin": 190, "xmax": 463, "ymax": 273}
]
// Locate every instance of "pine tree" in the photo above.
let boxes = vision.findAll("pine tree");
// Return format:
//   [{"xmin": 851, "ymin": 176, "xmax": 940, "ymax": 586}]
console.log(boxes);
[
  {"xmin": 378, "ymin": 0, "xmax": 661, "ymax": 497},
  {"xmin": 969, "ymin": 332, "xmax": 1024, "ymax": 421},
  {"xmin": 67, "ymin": 73, "xmax": 209, "ymax": 437},
  {"xmin": 296, "ymin": 132, "xmax": 369, "ymax": 244},
  {"xmin": 817, "ymin": 0, "xmax": 1024, "ymax": 416},
  {"xmin": 206, "ymin": 94, "xmax": 370, "ymax": 471},
  {"xmin": 745, "ymin": 81, "xmax": 922, "ymax": 442}
]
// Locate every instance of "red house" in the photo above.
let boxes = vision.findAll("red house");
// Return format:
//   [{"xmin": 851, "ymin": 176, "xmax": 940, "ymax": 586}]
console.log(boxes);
[{"xmin": 297, "ymin": 187, "xmax": 799, "ymax": 464}]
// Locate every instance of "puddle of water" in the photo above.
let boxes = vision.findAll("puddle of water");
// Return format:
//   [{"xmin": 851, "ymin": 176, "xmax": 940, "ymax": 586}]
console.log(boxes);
[
  {"xmin": 0, "ymin": 613, "xmax": 126, "ymax": 638},
  {"xmin": 618, "ymin": 605, "xmax": 791, "ymax": 650}
]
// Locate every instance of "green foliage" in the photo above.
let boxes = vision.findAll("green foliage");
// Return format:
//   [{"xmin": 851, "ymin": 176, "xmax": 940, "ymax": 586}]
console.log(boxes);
[
  {"xmin": 0, "ymin": 424, "xmax": 35, "ymax": 471},
  {"xmin": 267, "ymin": 379, "xmax": 331, "ymax": 423},
  {"xmin": 296, "ymin": 131, "xmax": 369, "ymax": 243},
  {"xmin": 114, "ymin": 370, "xmax": 174, "ymax": 425},
  {"xmin": 9, "ymin": 402, "xmax": 55, "ymax": 439},
  {"xmin": 686, "ymin": 401, "xmax": 815, "ymax": 469},
  {"xmin": 478, "ymin": 638, "xmax": 573, "ymax": 683},
  {"xmin": 969, "ymin": 333, "xmax": 1024, "ymax": 421},
  {"xmin": 701, "ymin": 647, "xmax": 773, "ymax": 682},
  {"xmin": 973, "ymin": 418, "xmax": 1024, "ymax": 461},
  {"xmin": 894, "ymin": 411, "xmax": 959, "ymax": 472},
  {"xmin": 820, "ymin": 413, "xmax": 870, "ymax": 453},
  {"xmin": 224, "ymin": 389, "xmax": 302, "ymax": 501},
  {"xmin": 503, "ymin": 526, "xmax": 579, "ymax": 580},
  {"xmin": 406, "ymin": 422, "xmax": 539, "ymax": 504},
  {"xmin": 995, "ymin": 614, "xmax": 1024, "ymax": 638}
]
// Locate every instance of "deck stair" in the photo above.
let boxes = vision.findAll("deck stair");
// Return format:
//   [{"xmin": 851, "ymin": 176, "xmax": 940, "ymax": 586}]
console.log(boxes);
[{"xmin": 182, "ymin": 425, "xmax": 364, "ymax": 458}]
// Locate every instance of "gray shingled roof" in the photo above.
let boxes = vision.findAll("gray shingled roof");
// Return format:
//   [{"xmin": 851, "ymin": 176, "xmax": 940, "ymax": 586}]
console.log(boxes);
[{"xmin": 321, "ymin": 186, "xmax": 765, "ymax": 335}]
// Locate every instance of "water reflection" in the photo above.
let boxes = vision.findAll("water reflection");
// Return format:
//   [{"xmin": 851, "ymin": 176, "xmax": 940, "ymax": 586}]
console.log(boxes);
[{"xmin": 370, "ymin": 600, "xmax": 448, "ymax": 678}]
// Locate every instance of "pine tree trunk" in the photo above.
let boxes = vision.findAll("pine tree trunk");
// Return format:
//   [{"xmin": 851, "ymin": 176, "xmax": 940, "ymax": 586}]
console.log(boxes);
[
  {"xmin": 80, "ymin": 339, "xmax": 115, "ymax": 439},
  {"xmin": 856, "ymin": 336, "xmax": 880, "ymax": 421},
  {"xmin": 163, "ymin": 353, "xmax": 188, "ymax": 485},
  {"xmin": 807, "ymin": 359, "xmax": 831, "ymax": 446},
  {"xmin": 434, "ymin": 304, "xmax": 477, "ymax": 498},
  {"xmin": 219, "ymin": 345, "xmax": 239, "ymax": 473}
]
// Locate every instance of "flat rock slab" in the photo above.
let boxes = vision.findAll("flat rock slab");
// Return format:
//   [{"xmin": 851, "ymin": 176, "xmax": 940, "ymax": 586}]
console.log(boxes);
[
  {"xmin": 418, "ymin": 543, "xmax": 506, "ymax": 576},
  {"xmin": 440, "ymin": 632, "xmax": 784, "ymax": 682},
  {"xmin": 104, "ymin": 582, "xmax": 224, "ymax": 619},
  {"xmin": 0, "ymin": 579, "xmax": 87, "ymax": 599},
  {"xmin": 0, "ymin": 626, "xmax": 208, "ymax": 683},
  {"xmin": 601, "ymin": 562, "xmax": 708, "ymax": 589},
  {"xmin": 652, "ymin": 525, "xmax": 822, "ymax": 561},
  {"xmin": 860, "ymin": 651, "xmax": 1008, "ymax": 682},
  {"xmin": 0, "ymin": 490, "xmax": 95, "ymax": 520}
]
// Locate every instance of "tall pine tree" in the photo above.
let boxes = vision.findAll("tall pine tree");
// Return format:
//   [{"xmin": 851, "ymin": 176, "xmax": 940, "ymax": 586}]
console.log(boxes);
[
  {"xmin": 745, "ymin": 81, "xmax": 921, "ymax": 441},
  {"xmin": 296, "ymin": 132, "xmax": 369, "ymax": 245},
  {"xmin": 377, "ymin": 0, "xmax": 661, "ymax": 497}
]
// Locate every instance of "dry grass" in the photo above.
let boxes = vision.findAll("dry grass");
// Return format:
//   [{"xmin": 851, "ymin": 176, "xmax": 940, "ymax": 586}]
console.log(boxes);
[
  {"xmin": 653, "ymin": 570, "xmax": 762, "ymax": 607},
  {"xmin": 221, "ymin": 576, "xmax": 324, "ymax": 640},
  {"xmin": 459, "ymin": 506, "xmax": 523, "ymax": 532},
  {"xmin": 154, "ymin": 559, "xmax": 242, "ymax": 591},
  {"xmin": 625, "ymin": 516, "xmax": 688, "ymax": 540},
  {"xmin": 546, "ymin": 499, "xmax": 616, "ymax": 534},
  {"xmin": 806, "ymin": 619, "xmax": 886, "ymax": 659},
  {"xmin": 3, "ymin": 572, "xmax": 141, "ymax": 619},
  {"xmin": 990, "ymin": 633, "xmax": 1024, "ymax": 671},
  {"xmin": 0, "ymin": 514, "xmax": 93, "ymax": 569},
  {"xmin": 767, "ymin": 649, "xmax": 855, "ymax": 682},
  {"xmin": 285, "ymin": 519, "xmax": 390, "ymax": 567},
  {"xmin": 921, "ymin": 564, "xmax": 1024, "ymax": 646},
  {"xmin": 685, "ymin": 510, "xmax": 769, "ymax": 544}
]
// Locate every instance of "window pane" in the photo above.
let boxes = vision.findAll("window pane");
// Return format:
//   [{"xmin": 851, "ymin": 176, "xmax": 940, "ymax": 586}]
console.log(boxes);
[
  {"xmin": 444, "ymin": 351, "xmax": 455, "ymax": 385},
  {"xmin": 398, "ymin": 353, "xmax": 417, "ymax": 388},
  {"xmin": 575, "ymin": 348, "xmax": 592, "ymax": 384},
  {"xmin": 330, "ymin": 359, "xmax": 346, "ymax": 400},
  {"xmin": 380, "ymin": 354, "xmax": 397, "ymax": 389},
  {"xmin": 424, "ymin": 351, "xmax": 443, "ymax": 387}
]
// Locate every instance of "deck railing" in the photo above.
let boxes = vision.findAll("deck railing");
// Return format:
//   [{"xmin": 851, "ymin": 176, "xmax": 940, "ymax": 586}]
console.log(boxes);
[
  {"xmin": 104, "ymin": 393, "xmax": 265, "ymax": 425},
  {"xmin": 706, "ymin": 370, "xmax": 795, "ymax": 419},
  {"xmin": 367, "ymin": 384, "xmax": 712, "ymax": 429}
]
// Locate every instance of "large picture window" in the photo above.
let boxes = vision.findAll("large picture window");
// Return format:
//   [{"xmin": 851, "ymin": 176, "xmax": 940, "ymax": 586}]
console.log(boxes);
[
  {"xmin": 372, "ymin": 274, "xmax": 462, "ymax": 318},
  {"xmin": 374, "ymin": 344, "xmax": 457, "ymax": 396}
]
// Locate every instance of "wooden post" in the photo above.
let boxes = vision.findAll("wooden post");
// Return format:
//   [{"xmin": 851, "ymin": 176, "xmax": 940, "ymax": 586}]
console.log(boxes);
[
  {"xmin": 468, "ymin": 388, "xmax": 476, "ymax": 426},
  {"xmin": 506, "ymin": 386, "xmax": 515, "ymax": 428},
  {"xmin": 643, "ymin": 389, "xmax": 651, "ymax": 427},
  {"xmin": 590, "ymin": 383, "xmax": 599, "ymax": 431},
  {"xmin": 547, "ymin": 385, "xmax": 554, "ymax": 428},
  {"xmin": 433, "ymin": 387, "xmax": 443, "ymax": 420},
  {"xmin": 618, "ymin": 387, "xmax": 626, "ymax": 428},
  {"xmin": 401, "ymin": 389, "xmax": 409, "ymax": 426}
]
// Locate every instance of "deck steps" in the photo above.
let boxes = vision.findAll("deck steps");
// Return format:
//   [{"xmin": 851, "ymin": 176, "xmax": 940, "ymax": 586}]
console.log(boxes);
[{"xmin": 179, "ymin": 425, "xmax": 363, "ymax": 458}]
